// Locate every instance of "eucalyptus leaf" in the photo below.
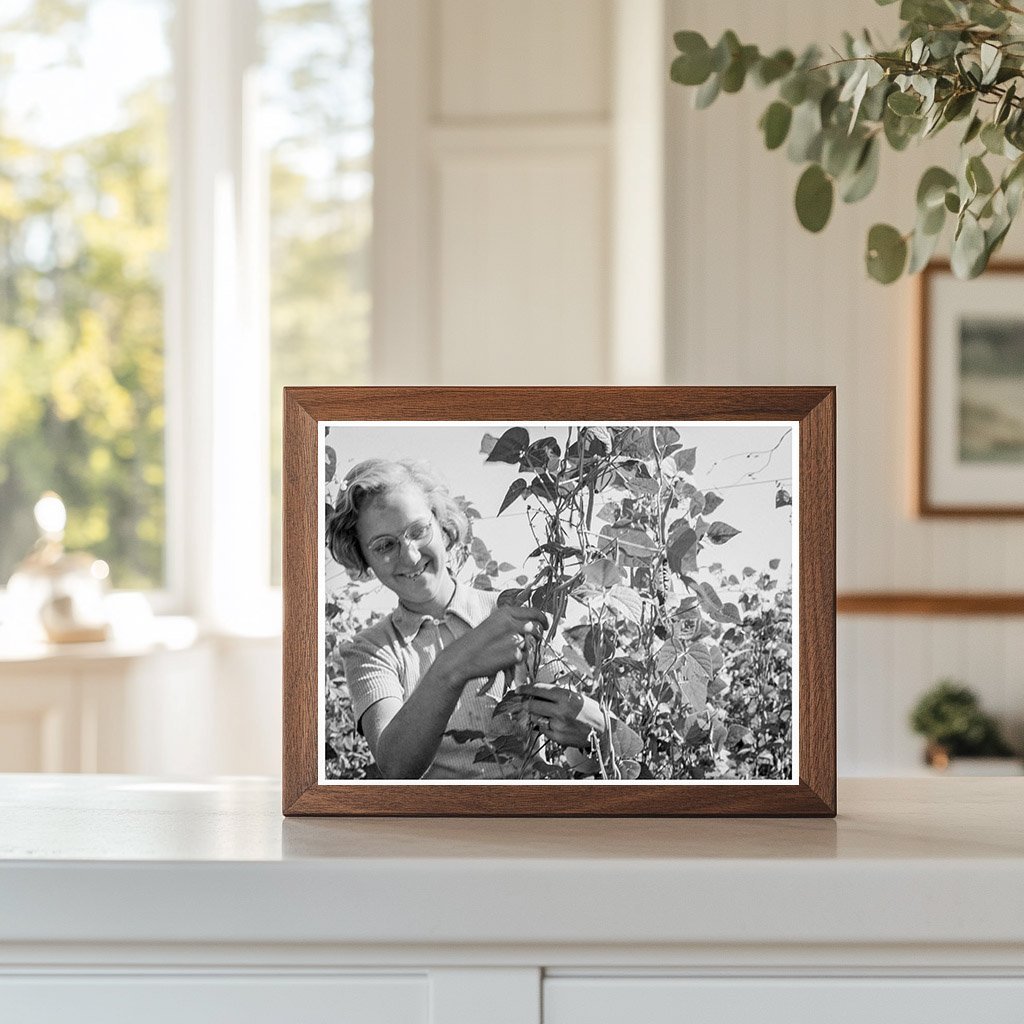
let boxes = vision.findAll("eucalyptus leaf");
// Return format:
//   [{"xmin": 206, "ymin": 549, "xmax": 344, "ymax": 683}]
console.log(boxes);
[
  {"xmin": 967, "ymin": 154, "xmax": 995, "ymax": 196},
  {"xmin": 996, "ymin": 82, "xmax": 1017, "ymax": 125},
  {"xmin": 822, "ymin": 128, "xmax": 863, "ymax": 178},
  {"xmin": 913, "ymin": 74, "xmax": 936, "ymax": 112},
  {"xmin": 961, "ymin": 115, "xmax": 983, "ymax": 145},
  {"xmin": 842, "ymin": 136, "xmax": 880, "ymax": 203},
  {"xmin": 779, "ymin": 73, "xmax": 807, "ymax": 106},
  {"xmin": 721, "ymin": 44, "xmax": 759, "ymax": 93},
  {"xmin": 884, "ymin": 106, "xmax": 920, "ymax": 150},
  {"xmin": 694, "ymin": 73, "xmax": 721, "ymax": 109},
  {"xmin": 920, "ymin": 199, "xmax": 946, "ymax": 235},
  {"xmin": 787, "ymin": 100, "xmax": 823, "ymax": 162},
  {"xmin": 980, "ymin": 42, "xmax": 1002, "ymax": 86},
  {"xmin": 754, "ymin": 49, "xmax": 795, "ymax": 87},
  {"xmin": 1004, "ymin": 158, "xmax": 1024, "ymax": 217},
  {"xmin": 860, "ymin": 78, "xmax": 892, "ymax": 122},
  {"xmin": 985, "ymin": 207, "xmax": 1012, "ymax": 256},
  {"xmin": 672, "ymin": 31, "xmax": 712, "ymax": 86},
  {"xmin": 926, "ymin": 30, "xmax": 962, "ymax": 60},
  {"xmin": 951, "ymin": 211, "xmax": 986, "ymax": 278},
  {"xmin": 908, "ymin": 220, "xmax": 942, "ymax": 273},
  {"xmin": 866, "ymin": 223, "xmax": 907, "ymax": 283},
  {"xmin": 917, "ymin": 166, "xmax": 957, "ymax": 210},
  {"xmin": 942, "ymin": 91, "xmax": 974, "ymax": 123},
  {"xmin": 888, "ymin": 90, "xmax": 921, "ymax": 115},
  {"xmin": 795, "ymin": 164, "xmax": 834, "ymax": 232},
  {"xmin": 970, "ymin": 2, "xmax": 1009, "ymax": 29},
  {"xmin": 760, "ymin": 101, "xmax": 793, "ymax": 150},
  {"xmin": 710, "ymin": 31, "xmax": 740, "ymax": 73},
  {"xmin": 981, "ymin": 122, "xmax": 1005, "ymax": 155}
]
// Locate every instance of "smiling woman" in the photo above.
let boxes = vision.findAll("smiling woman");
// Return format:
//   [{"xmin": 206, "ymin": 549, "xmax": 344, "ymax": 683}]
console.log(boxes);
[{"xmin": 325, "ymin": 458, "xmax": 624, "ymax": 780}]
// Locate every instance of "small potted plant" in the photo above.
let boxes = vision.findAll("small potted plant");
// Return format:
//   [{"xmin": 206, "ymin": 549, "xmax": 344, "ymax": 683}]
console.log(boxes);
[{"xmin": 910, "ymin": 680, "xmax": 1020, "ymax": 774}]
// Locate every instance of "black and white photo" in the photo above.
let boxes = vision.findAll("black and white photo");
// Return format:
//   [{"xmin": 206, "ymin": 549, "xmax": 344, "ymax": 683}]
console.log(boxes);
[{"xmin": 319, "ymin": 420, "xmax": 798, "ymax": 784}]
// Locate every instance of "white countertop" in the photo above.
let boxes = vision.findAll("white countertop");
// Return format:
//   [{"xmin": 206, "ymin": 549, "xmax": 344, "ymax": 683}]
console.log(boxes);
[{"xmin": 1, "ymin": 776, "xmax": 1022, "ymax": 949}]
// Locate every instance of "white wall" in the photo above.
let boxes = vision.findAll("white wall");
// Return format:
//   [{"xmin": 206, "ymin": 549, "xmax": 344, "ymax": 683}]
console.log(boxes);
[
  {"xmin": 665, "ymin": 0, "xmax": 1024, "ymax": 771},
  {"xmin": 373, "ymin": 0, "xmax": 665, "ymax": 387}
]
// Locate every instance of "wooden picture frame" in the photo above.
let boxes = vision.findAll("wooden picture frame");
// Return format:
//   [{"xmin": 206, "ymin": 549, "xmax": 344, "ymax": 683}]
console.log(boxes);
[
  {"xmin": 917, "ymin": 261, "xmax": 1024, "ymax": 517},
  {"xmin": 283, "ymin": 387, "xmax": 836, "ymax": 816}
]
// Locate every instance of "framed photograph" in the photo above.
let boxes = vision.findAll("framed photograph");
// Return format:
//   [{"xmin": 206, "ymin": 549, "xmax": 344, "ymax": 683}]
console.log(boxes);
[
  {"xmin": 283, "ymin": 387, "xmax": 835, "ymax": 816},
  {"xmin": 917, "ymin": 261, "xmax": 1024, "ymax": 516}
]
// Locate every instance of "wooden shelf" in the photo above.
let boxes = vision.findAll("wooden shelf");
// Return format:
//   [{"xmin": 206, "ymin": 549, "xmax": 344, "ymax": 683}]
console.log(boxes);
[{"xmin": 838, "ymin": 592, "xmax": 1024, "ymax": 616}]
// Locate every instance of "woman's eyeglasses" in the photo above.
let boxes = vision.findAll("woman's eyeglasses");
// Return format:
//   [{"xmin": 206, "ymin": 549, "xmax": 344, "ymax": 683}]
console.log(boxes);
[{"xmin": 367, "ymin": 519, "xmax": 435, "ymax": 562}]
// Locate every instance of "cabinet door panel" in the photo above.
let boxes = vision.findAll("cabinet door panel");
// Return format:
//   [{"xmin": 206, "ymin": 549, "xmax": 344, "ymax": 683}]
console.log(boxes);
[
  {"xmin": 544, "ymin": 977, "xmax": 1024, "ymax": 1023},
  {"xmin": 0, "ymin": 974, "xmax": 427, "ymax": 1024}
]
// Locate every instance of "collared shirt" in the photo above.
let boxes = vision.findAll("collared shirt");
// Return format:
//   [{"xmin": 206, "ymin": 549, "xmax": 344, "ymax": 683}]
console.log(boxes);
[{"xmin": 339, "ymin": 583, "xmax": 508, "ymax": 779}]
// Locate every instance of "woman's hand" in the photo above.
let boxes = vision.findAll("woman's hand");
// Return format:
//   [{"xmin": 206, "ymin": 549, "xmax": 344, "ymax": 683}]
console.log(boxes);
[
  {"xmin": 435, "ymin": 605, "xmax": 549, "ymax": 689},
  {"xmin": 517, "ymin": 683, "xmax": 606, "ymax": 749}
]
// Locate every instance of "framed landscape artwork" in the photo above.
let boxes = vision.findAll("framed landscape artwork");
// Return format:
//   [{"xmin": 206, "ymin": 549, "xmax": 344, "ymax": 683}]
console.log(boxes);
[
  {"xmin": 918, "ymin": 261, "xmax": 1024, "ymax": 516},
  {"xmin": 282, "ymin": 387, "xmax": 836, "ymax": 816}
]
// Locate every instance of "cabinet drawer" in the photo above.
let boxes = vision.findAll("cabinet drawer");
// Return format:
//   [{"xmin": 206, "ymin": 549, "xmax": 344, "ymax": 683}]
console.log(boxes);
[
  {"xmin": 544, "ymin": 977, "xmax": 1024, "ymax": 1023},
  {"xmin": 0, "ymin": 974, "xmax": 428, "ymax": 1024}
]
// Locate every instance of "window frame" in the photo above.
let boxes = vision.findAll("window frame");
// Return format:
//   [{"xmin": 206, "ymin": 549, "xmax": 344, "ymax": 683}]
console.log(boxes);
[{"xmin": 165, "ymin": 0, "xmax": 281, "ymax": 632}]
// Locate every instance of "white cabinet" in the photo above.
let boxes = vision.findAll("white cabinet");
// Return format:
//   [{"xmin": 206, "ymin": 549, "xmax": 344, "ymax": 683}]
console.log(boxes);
[
  {"xmin": 0, "ymin": 777, "xmax": 1022, "ymax": 1021},
  {"xmin": 0, "ymin": 975, "xmax": 429, "ymax": 1024},
  {"xmin": 544, "ymin": 977, "xmax": 1024, "ymax": 1023},
  {"xmin": 0, "ymin": 636, "xmax": 211, "ymax": 773},
  {"xmin": 0, "ymin": 626, "xmax": 282, "ymax": 776}
]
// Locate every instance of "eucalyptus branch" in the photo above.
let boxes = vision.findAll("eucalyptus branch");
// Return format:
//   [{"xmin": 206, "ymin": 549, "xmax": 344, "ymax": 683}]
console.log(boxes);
[{"xmin": 671, "ymin": 1, "xmax": 1024, "ymax": 282}]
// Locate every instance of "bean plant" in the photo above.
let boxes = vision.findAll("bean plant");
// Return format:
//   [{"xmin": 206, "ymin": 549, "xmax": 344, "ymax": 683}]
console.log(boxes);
[{"xmin": 452, "ymin": 425, "xmax": 793, "ymax": 781}]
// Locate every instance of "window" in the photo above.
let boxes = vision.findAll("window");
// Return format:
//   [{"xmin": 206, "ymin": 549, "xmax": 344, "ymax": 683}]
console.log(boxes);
[
  {"xmin": 0, "ymin": 0, "xmax": 172, "ymax": 589},
  {"xmin": 0, "ymin": 0, "xmax": 373, "ymax": 617}
]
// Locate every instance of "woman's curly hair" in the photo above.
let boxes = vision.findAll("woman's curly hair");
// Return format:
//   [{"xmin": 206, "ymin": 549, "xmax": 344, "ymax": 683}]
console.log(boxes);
[{"xmin": 326, "ymin": 458, "xmax": 469, "ymax": 577}]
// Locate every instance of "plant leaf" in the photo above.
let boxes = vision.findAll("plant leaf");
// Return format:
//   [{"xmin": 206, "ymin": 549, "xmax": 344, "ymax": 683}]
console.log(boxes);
[
  {"xmin": 607, "ymin": 585, "xmax": 644, "ymax": 622},
  {"xmin": 498, "ymin": 478, "xmax": 528, "ymax": 515},
  {"xmin": 908, "ymin": 220, "xmax": 943, "ymax": 274},
  {"xmin": 582, "ymin": 558, "xmax": 624, "ymax": 588},
  {"xmin": 706, "ymin": 521, "xmax": 741, "ymax": 544},
  {"xmin": 967, "ymin": 155, "xmax": 994, "ymax": 197},
  {"xmin": 666, "ymin": 521, "xmax": 698, "ymax": 575},
  {"xmin": 795, "ymin": 164, "xmax": 833, "ymax": 232},
  {"xmin": 981, "ymin": 121, "xmax": 1005, "ymax": 156},
  {"xmin": 917, "ymin": 166, "xmax": 957, "ymax": 211},
  {"xmin": 866, "ymin": 223, "xmax": 907, "ymax": 284},
  {"xmin": 787, "ymin": 100, "xmax": 823, "ymax": 161},
  {"xmin": 671, "ymin": 31, "xmax": 712, "ymax": 85},
  {"xmin": 702, "ymin": 491, "xmax": 724, "ymax": 514},
  {"xmin": 673, "ymin": 446, "xmax": 697, "ymax": 473},
  {"xmin": 486, "ymin": 427, "xmax": 530, "ymax": 464},
  {"xmin": 760, "ymin": 101, "xmax": 792, "ymax": 150},
  {"xmin": 694, "ymin": 73, "xmax": 721, "ymax": 109},
  {"xmin": 655, "ymin": 425, "xmax": 681, "ymax": 447},
  {"xmin": 519, "ymin": 436, "xmax": 561, "ymax": 472},
  {"xmin": 754, "ymin": 49, "xmax": 795, "ymax": 87},
  {"xmin": 951, "ymin": 211, "xmax": 986, "ymax": 278},
  {"xmin": 841, "ymin": 136, "xmax": 879, "ymax": 203},
  {"xmin": 888, "ymin": 90, "xmax": 920, "ymax": 115}
]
